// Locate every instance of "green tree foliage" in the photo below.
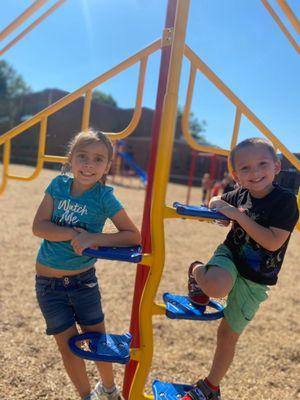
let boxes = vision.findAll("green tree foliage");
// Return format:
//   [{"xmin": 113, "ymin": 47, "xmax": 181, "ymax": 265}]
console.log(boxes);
[
  {"xmin": 177, "ymin": 106, "xmax": 207, "ymax": 142},
  {"xmin": 0, "ymin": 60, "xmax": 31, "ymax": 129},
  {"xmin": 92, "ymin": 90, "xmax": 118, "ymax": 107}
]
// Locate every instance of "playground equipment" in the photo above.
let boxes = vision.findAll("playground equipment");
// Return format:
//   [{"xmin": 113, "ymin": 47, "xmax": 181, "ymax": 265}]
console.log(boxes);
[
  {"xmin": 111, "ymin": 140, "xmax": 148, "ymax": 186},
  {"xmin": 117, "ymin": 151, "xmax": 148, "ymax": 186},
  {"xmin": 186, "ymin": 151, "xmax": 227, "ymax": 205},
  {"xmin": 1, "ymin": 1, "xmax": 299, "ymax": 399}
]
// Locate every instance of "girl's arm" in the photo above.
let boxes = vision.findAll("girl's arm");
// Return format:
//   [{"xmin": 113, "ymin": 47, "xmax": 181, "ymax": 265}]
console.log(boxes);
[
  {"xmin": 32, "ymin": 193, "xmax": 77, "ymax": 242},
  {"xmin": 71, "ymin": 209, "xmax": 141, "ymax": 255},
  {"xmin": 214, "ymin": 202, "xmax": 290, "ymax": 251}
]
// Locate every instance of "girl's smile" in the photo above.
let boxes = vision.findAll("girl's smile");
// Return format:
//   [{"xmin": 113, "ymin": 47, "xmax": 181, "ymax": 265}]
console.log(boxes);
[{"xmin": 71, "ymin": 142, "xmax": 111, "ymax": 194}]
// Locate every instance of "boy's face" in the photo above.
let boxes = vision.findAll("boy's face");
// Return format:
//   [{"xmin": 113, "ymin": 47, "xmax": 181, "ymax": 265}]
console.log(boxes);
[{"xmin": 232, "ymin": 144, "xmax": 281, "ymax": 198}]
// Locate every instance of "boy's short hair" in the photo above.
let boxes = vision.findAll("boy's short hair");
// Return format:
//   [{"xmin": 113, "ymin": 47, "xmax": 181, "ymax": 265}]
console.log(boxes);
[{"xmin": 230, "ymin": 137, "xmax": 278, "ymax": 170}]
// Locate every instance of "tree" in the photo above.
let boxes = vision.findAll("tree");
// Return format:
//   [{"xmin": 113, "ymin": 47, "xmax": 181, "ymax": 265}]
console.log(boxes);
[
  {"xmin": 177, "ymin": 106, "xmax": 207, "ymax": 142},
  {"xmin": 0, "ymin": 60, "xmax": 31, "ymax": 129},
  {"xmin": 92, "ymin": 90, "xmax": 118, "ymax": 107}
]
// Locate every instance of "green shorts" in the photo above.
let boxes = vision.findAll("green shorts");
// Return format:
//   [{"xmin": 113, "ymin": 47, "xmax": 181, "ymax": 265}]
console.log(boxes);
[{"xmin": 207, "ymin": 244, "xmax": 269, "ymax": 334}]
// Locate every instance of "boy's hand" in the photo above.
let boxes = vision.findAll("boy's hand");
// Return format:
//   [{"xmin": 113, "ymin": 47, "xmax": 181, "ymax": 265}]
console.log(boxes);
[
  {"xmin": 71, "ymin": 227, "xmax": 97, "ymax": 255},
  {"xmin": 210, "ymin": 200, "xmax": 242, "ymax": 221}
]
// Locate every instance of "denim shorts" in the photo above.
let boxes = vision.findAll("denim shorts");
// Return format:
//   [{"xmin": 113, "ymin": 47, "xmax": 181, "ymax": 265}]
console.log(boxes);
[
  {"xmin": 36, "ymin": 267, "xmax": 104, "ymax": 335},
  {"xmin": 207, "ymin": 244, "xmax": 269, "ymax": 334}
]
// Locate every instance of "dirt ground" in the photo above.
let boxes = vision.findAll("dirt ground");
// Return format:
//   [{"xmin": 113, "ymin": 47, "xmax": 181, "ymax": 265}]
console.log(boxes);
[{"xmin": 1, "ymin": 165, "xmax": 299, "ymax": 400}]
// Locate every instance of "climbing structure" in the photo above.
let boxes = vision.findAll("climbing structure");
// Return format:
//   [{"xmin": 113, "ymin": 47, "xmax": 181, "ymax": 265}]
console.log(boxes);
[{"xmin": 0, "ymin": 1, "xmax": 299, "ymax": 399}]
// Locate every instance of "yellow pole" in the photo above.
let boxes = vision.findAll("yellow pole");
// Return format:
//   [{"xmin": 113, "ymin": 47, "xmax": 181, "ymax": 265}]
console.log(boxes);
[{"xmin": 129, "ymin": 1, "xmax": 190, "ymax": 398}]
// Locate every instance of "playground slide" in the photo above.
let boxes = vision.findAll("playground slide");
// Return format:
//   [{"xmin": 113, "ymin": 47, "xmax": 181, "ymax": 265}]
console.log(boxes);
[{"xmin": 117, "ymin": 151, "xmax": 147, "ymax": 185}]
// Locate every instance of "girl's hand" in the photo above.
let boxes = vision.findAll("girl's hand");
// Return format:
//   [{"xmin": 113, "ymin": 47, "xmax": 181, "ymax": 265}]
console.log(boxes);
[{"xmin": 71, "ymin": 228, "xmax": 97, "ymax": 255}]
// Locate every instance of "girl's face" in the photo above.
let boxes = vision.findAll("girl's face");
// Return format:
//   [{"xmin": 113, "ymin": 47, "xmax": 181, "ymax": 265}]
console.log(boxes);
[
  {"xmin": 232, "ymin": 144, "xmax": 281, "ymax": 198},
  {"xmin": 71, "ymin": 141, "xmax": 111, "ymax": 189}
]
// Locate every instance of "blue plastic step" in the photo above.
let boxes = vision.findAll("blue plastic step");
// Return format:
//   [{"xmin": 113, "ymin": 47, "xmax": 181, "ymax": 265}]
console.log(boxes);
[
  {"xmin": 152, "ymin": 380, "xmax": 193, "ymax": 399},
  {"xmin": 173, "ymin": 202, "xmax": 229, "ymax": 221},
  {"xmin": 163, "ymin": 293, "xmax": 224, "ymax": 321},
  {"xmin": 69, "ymin": 332, "xmax": 132, "ymax": 363},
  {"xmin": 83, "ymin": 245, "xmax": 142, "ymax": 263}
]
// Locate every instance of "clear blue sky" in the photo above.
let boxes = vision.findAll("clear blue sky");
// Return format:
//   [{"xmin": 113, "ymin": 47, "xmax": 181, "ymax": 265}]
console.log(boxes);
[{"xmin": 1, "ymin": 0, "xmax": 299, "ymax": 153}]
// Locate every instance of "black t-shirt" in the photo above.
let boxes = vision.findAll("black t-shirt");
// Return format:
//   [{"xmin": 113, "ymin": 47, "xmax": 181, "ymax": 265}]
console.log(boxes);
[{"xmin": 221, "ymin": 184, "xmax": 299, "ymax": 285}]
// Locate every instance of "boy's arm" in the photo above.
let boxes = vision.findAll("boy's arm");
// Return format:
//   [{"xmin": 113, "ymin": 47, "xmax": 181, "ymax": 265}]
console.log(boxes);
[
  {"xmin": 215, "ymin": 202, "xmax": 290, "ymax": 251},
  {"xmin": 32, "ymin": 193, "xmax": 77, "ymax": 242},
  {"xmin": 71, "ymin": 208, "xmax": 141, "ymax": 255}
]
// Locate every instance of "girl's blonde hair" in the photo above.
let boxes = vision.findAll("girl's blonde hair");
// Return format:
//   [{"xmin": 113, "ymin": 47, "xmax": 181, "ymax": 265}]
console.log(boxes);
[{"xmin": 62, "ymin": 128, "xmax": 114, "ymax": 184}]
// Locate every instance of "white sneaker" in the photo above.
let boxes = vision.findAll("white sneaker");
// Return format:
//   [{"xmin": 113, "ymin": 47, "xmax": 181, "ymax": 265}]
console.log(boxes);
[
  {"xmin": 94, "ymin": 382, "xmax": 123, "ymax": 400},
  {"xmin": 82, "ymin": 391, "xmax": 99, "ymax": 400}
]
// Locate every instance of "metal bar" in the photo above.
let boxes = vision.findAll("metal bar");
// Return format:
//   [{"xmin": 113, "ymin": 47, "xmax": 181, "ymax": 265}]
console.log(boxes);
[
  {"xmin": 7, "ymin": 117, "xmax": 48, "ymax": 181},
  {"xmin": 0, "ymin": 141, "xmax": 10, "ymax": 194},
  {"xmin": 0, "ymin": 0, "xmax": 66, "ymax": 57},
  {"xmin": 81, "ymin": 90, "xmax": 92, "ymax": 131},
  {"xmin": 128, "ymin": 1, "xmax": 190, "ymax": 399},
  {"xmin": 0, "ymin": 0, "xmax": 48, "ymax": 41},
  {"xmin": 0, "ymin": 39, "xmax": 161, "ymax": 146},
  {"xmin": 123, "ymin": 3, "xmax": 177, "ymax": 397},
  {"xmin": 277, "ymin": 0, "xmax": 300, "ymax": 34},
  {"xmin": 260, "ymin": 0, "xmax": 299, "ymax": 54},
  {"xmin": 184, "ymin": 45, "xmax": 300, "ymax": 171}
]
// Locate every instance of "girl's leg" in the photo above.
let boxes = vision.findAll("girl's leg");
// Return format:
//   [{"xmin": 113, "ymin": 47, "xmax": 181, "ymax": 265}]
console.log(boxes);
[
  {"xmin": 206, "ymin": 318, "xmax": 240, "ymax": 386},
  {"xmin": 81, "ymin": 321, "xmax": 115, "ymax": 389},
  {"xmin": 193, "ymin": 264, "xmax": 233, "ymax": 298},
  {"xmin": 54, "ymin": 325, "xmax": 91, "ymax": 398}
]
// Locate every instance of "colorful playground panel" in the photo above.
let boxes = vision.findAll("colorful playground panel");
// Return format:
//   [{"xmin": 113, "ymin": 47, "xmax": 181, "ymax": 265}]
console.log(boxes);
[
  {"xmin": 152, "ymin": 380, "xmax": 193, "ymax": 399},
  {"xmin": 68, "ymin": 332, "xmax": 132, "ymax": 364},
  {"xmin": 173, "ymin": 202, "xmax": 229, "ymax": 221},
  {"xmin": 163, "ymin": 293, "xmax": 224, "ymax": 321},
  {"xmin": 83, "ymin": 245, "xmax": 142, "ymax": 263}
]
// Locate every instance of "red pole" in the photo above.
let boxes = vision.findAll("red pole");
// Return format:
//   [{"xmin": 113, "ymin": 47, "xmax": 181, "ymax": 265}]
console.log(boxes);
[
  {"xmin": 122, "ymin": 1, "xmax": 178, "ymax": 398},
  {"xmin": 186, "ymin": 150, "xmax": 197, "ymax": 205}
]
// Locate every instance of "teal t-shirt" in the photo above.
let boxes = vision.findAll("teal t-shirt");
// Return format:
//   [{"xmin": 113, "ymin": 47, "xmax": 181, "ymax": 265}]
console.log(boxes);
[{"xmin": 37, "ymin": 175, "xmax": 123, "ymax": 270}]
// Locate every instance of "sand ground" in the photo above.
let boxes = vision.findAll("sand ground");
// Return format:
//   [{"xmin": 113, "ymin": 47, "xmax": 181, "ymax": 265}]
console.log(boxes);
[{"xmin": 1, "ymin": 165, "xmax": 299, "ymax": 400}]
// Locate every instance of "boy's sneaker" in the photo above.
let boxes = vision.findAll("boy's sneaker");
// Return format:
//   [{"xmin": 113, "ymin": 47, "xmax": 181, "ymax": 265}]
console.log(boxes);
[
  {"xmin": 188, "ymin": 261, "xmax": 209, "ymax": 306},
  {"xmin": 94, "ymin": 383, "xmax": 124, "ymax": 400},
  {"xmin": 182, "ymin": 380, "xmax": 221, "ymax": 400}
]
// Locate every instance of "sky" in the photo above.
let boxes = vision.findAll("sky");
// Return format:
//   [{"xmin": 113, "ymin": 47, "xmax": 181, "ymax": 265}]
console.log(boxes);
[{"xmin": 1, "ymin": 0, "xmax": 300, "ymax": 153}]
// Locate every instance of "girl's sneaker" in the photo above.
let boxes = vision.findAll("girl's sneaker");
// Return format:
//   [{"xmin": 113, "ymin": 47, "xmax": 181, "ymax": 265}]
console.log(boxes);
[
  {"xmin": 82, "ymin": 391, "xmax": 99, "ymax": 400},
  {"xmin": 188, "ymin": 261, "xmax": 209, "ymax": 306},
  {"xmin": 182, "ymin": 380, "xmax": 221, "ymax": 400},
  {"xmin": 94, "ymin": 383, "xmax": 124, "ymax": 400}
]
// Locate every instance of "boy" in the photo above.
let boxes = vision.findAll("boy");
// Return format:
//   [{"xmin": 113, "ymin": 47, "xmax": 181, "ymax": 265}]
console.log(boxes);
[{"xmin": 183, "ymin": 138, "xmax": 299, "ymax": 400}]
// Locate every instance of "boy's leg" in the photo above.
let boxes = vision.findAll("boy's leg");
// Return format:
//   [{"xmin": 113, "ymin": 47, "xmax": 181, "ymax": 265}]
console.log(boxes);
[
  {"xmin": 54, "ymin": 325, "xmax": 91, "ymax": 398},
  {"xmin": 207, "ymin": 318, "xmax": 240, "ymax": 386},
  {"xmin": 193, "ymin": 264, "xmax": 234, "ymax": 299},
  {"xmin": 190, "ymin": 244, "xmax": 237, "ymax": 301}
]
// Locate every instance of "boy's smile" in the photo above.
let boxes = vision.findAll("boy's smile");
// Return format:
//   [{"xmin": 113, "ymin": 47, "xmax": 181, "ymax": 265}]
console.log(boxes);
[{"xmin": 232, "ymin": 144, "xmax": 281, "ymax": 198}]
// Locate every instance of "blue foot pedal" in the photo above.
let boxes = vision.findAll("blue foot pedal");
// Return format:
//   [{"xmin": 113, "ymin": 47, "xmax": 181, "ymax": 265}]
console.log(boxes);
[
  {"xmin": 163, "ymin": 293, "xmax": 224, "ymax": 321},
  {"xmin": 173, "ymin": 202, "xmax": 229, "ymax": 221},
  {"xmin": 152, "ymin": 380, "xmax": 193, "ymax": 399},
  {"xmin": 83, "ymin": 245, "xmax": 142, "ymax": 263},
  {"xmin": 69, "ymin": 332, "xmax": 132, "ymax": 363}
]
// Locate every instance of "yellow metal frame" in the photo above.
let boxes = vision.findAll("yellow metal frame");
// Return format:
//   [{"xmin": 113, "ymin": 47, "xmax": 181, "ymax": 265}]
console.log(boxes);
[
  {"xmin": 0, "ymin": 0, "xmax": 67, "ymax": 57},
  {"xmin": 0, "ymin": 39, "xmax": 161, "ymax": 194},
  {"xmin": 260, "ymin": 0, "xmax": 300, "ymax": 54}
]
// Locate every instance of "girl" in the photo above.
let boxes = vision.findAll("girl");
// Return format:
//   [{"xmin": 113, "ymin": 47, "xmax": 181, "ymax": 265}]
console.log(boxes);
[{"xmin": 33, "ymin": 129, "xmax": 141, "ymax": 400}]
